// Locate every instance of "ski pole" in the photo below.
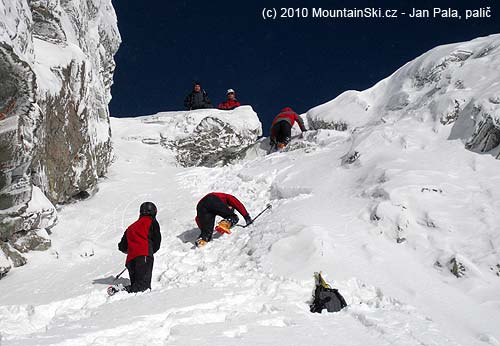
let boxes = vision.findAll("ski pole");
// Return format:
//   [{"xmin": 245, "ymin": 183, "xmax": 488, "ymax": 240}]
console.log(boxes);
[
  {"xmin": 113, "ymin": 268, "xmax": 126, "ymax": 281},
  {"xmin": 237, "ymin": 203, "xmax": 272, "ymax": 228}
]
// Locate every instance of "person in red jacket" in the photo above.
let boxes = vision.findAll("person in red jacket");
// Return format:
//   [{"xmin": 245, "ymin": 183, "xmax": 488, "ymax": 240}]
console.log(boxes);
[
  {"xmin": 118, "ymin": 202, "xmax": 161, "ymax": 293},
  {"xmin": 218, "ymin": 89, "xmax": 241, "ymax": 110},
  {"xmin": 195, "ymin": 192, "xmax": 252, "ymax": 247},
  {"xmin": 270, "ymin": 107, "xmax": 307, "ymax": 149}
]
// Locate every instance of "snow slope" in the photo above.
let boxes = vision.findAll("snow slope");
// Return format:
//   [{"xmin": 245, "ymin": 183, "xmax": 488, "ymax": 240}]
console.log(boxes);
[
  {"xmin": 1, "ymin": 35, "xmax": 500, "ymax": 346},
  {"xmin": 0, "ymin": 116, "xmax": 498, "ymax": 345}
]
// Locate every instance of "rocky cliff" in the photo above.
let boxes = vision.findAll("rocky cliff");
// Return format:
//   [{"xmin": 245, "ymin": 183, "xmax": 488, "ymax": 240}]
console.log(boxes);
[{"xmin": 0, "ymin": 0, "xmax": 120, "ymax": 277}]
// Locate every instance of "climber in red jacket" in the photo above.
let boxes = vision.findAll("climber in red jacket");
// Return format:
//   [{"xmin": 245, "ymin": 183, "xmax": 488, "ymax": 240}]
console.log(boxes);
[
  {"xmin": 195, "ymin": 192, "xmax": 252, "ymax": 247},
  {"xmin": 118, "ymin": 202, "xmax": 161, "ymax": 293},
  {"xmin": 270, "ymin": 107, "xmax": 307, "ymax": 149},
  {"xmin": 218, "ymin": 89, "xmax": 241, "ymax": 110}
]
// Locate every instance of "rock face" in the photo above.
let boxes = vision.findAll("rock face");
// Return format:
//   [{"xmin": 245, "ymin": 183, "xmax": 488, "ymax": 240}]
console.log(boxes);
[
  {"xmin": 114, "ymin": 106, "xmax": 263, "ymax": 167},
  {"xmin": 307, "ymin": 34, "xmax": 500, "ymax": 158},
  {"xmin": 173, "ymin": 115, "xmax": 261, "ymax": 167},
  {"xmin": 0, "ymin": 0, "xmax": 121, "ymax": 277}
]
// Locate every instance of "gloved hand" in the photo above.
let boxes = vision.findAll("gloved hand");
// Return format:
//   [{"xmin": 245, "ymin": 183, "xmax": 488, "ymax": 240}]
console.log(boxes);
[
  {"xmin": 244, "ymin": 215, "xmax": 253, "ymax": 226},
  {"xmin": 227, "ymin": 214, "xmax": 239, "ymax": 227}
]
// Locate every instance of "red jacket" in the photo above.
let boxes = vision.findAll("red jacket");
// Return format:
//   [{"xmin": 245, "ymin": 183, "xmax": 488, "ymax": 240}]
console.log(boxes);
[
  {"xmin": 271, "ymin": 107, "xmax": 306, "ymax": 131},
  {"xmin": 203, "ymin": 192, "xmax": 249, "ymax": 217},
  {"xmin": 118, "ymin": 215, "xmax": 161, "ymax": 263},
  {"xmin": 218, "ymin": 99, "xmax": 241, "ymax": 110}
]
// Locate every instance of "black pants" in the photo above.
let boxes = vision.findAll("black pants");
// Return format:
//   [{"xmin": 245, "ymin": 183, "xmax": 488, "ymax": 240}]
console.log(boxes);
[
  {"xmin": 271, "ymin": 121, "xmax": 292, "ymax": 145},
  {"xmin": 196, "ymin": 194, "xmax": 236, "ymax": 242},
  {"xmin": 126, "ymin": 256, "xmax": 154, "ymax": 293}
]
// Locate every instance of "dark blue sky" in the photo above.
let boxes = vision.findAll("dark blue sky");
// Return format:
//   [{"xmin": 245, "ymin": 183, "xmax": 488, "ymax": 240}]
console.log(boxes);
[{"xmin": 109, "ymin": 0, "xmax": 499, "ymax": 135}]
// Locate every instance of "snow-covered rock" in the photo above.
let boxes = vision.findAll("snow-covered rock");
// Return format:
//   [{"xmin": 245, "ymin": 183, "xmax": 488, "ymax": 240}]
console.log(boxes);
[
  {"xmin": 307, "ymin": 34, "xmax": 500, "ymax": 158},
  {"xmin": 0, "ymin": 0, "xmax": 120, "ymax": 275},
  {"xmin": 116, "ymin": 106, "xmax": 263, "ymax": 167}
]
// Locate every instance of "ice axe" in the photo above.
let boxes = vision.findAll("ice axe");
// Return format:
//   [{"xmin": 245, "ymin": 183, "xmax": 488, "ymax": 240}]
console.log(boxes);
[
  {"xmin": 113, "ymin": 268, "xmax": 126, "ymax": 282},
  {"xmin": 237, "ymin": 203, "xmax": 272, "ymax": 228}
]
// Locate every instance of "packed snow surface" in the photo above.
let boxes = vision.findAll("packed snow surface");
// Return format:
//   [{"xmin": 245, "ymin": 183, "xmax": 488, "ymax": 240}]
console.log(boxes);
[{"xmin": 0, "ymin": 110, "xmax": 499, "ymax": 345}]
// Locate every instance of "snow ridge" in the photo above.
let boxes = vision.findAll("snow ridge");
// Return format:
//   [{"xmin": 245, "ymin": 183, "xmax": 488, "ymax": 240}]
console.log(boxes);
[{"xmin": 308, "ymin": 34, "xmax": 500, "ymax": 158}]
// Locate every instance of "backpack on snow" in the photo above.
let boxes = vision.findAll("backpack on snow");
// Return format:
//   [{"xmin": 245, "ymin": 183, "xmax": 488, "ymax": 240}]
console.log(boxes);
[{"xmin": 310, "ymin": 272, "xmax": 347, "ymax": 313}]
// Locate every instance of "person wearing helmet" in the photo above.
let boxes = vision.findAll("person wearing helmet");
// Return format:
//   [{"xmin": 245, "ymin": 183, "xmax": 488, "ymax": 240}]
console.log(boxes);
[
  {"xmin": 184, "ymin": 81, "xmax": 213, "ymax": 110},
  {"xmin": 218, "ymin": 89, "xmax": 241, "ymax": 110},
  {"xmin": 195, "ymin": 192, "xmax": 252, "ymax": 247},
  {"xmin": 118, "ymin": 202, "xmax": 161, "ymax": 293},
  {"xmin": 270, "ymin": 107, "xmax": 307, "ymax": 149}
]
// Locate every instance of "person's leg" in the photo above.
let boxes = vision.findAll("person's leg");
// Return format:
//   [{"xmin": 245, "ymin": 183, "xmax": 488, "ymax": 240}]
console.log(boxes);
[
  {"xmin": 276, "ymin": 121, "xmax": 292, "ymax": 145},
  {"xmin": 125, "ymin": 258, "xmax": 136, "ymax": 292},
  {"xmin": 144, "ymin": 256, "xmax": 154, "ymax": 289},
  {"xmin": 283, "ymin": 121, "xmax": 292, "ymax": 144},
  {"xmin": 206, "ymin": 195, "xmax": 239, "ymax": 235},
  {"xmin": 197, "ymin": 202, "xmax": 216, "ymax": 242},
  {"xmin": 127, "ymin": 256, "xmax": 154, "ymax": 293},
  {"xmin": 270, "ymin": 124, "xmax": 278, "ymax": 147}
]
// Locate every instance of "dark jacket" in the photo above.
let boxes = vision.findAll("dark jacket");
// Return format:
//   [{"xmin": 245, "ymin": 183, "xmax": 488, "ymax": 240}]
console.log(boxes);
[
  {"xmin": 118, "ymin": 216, "xmax": 161, "ymax": 263},
  {"xmin": 184, "ymin": 90, "xmax": 212, "ymax": 110}
]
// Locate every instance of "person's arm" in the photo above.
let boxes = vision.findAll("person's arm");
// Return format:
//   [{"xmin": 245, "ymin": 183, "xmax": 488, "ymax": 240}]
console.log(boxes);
[
  {"xmin": 203, "ymin": 91, "xmax": 213, "ymax": 108},
  {"xmin": 296, "ymin": 114, "xmax": 307, "ymax": 132},
  {"xmin": 225, "ymin": 194, "xmax": 252, "ymax": 224},
  {"xmin": 118, "ymin": 231, "xmax": 128, "ymax": 253},
  {"xmin": 150, "ymin": 219, "xmax": 161, "ymax": 253},
  {"xmin": 218, "ymin": 102, "xmax": 228, "ymax": 110},
  {"xmin": 184, "ymin": 94, "xmax": 192, "ymax": 110},
  {"xmin": 226, "ymin": 195, "xmax": 249, "ymax": 218}
]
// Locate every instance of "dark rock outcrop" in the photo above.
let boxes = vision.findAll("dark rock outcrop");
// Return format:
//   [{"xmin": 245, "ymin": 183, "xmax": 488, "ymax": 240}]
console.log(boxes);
[{"xmin": 172, "ymin": 116, "xmax": 260, "ymax": 167}]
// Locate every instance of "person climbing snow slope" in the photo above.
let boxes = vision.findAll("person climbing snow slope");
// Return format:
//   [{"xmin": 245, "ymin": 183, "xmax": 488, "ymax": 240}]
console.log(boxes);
[
  {"xmin": 270, "ymin": 106, "xmax": 307, "ymax": 149},
  {"xmin": 195, "ymin": 192, "xmax": 252, "ymax": 247}
]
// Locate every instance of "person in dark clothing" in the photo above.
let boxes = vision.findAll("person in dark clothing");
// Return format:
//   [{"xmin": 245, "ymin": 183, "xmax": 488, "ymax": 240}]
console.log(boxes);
[
  {"xmin": 195, "ymin": 192, "xmax": 252, "ymax": 247},
  {"xmin": 184, "ymin": 82, "xmax": 212, "ymax": 110},
  {"xmin": 270, "ymin": 107, "xmax": 307, "ymax": 149},
  {"xmin": 118, "ymin": 202, "xmax": 161, "ymax": 293}
]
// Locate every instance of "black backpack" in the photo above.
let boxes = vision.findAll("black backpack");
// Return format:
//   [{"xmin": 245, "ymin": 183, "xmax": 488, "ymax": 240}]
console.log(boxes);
[{"xmin": 310, "ymin": 272, "xmax": 347, "ymax": 313}]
